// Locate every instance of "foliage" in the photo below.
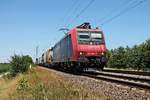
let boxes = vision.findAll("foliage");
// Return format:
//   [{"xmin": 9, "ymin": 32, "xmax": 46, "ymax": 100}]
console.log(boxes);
[
  {"xmin": 31, "ymin": 64, "xmax": 37, "ymax": 67},
  {"xmin": 10, "ymin": 54, "xmax": 33, "ymax": 76},
  {"xmin": 107, "ymin": 39, "xmax": 150, "ymax": 71},
  {"xmin": 22, "ymin": 55, "xmax": 33, "ymax": 64}
]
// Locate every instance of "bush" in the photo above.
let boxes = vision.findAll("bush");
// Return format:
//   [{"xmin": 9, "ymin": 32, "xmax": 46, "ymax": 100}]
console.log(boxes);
[{"xmin": 10, "ymin": 54, "xmax": 33, "ymax": 76}]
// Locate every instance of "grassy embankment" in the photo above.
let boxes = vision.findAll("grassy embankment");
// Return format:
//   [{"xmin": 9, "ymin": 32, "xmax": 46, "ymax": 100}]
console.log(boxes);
[{"xmin": 0, "ymin": 67, "xmax": 106, "ymax": 100}]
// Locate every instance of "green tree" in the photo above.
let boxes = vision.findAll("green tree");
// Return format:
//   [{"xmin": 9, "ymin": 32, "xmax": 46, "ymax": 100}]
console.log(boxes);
[
  {"xmin": 140, "ymin": 39, "xmax": 150, "ymax": 70},
  {"xmin": 10, "ymin": 54, "xmax": 33, "ymax": 76},
  {"xmin": 23, "ymin": 55, "xmax": 33, "ymax": 64},
  {"xmin": 109, "ymin": 47, "xmax": 127, "ymax": 69}
]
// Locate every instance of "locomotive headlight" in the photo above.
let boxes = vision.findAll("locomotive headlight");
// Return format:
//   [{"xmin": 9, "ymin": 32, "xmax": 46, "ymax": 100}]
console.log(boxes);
[
  {"xmin": 79, "ymin": 52, "xmax": 83, "ymax": 55},
  {"xmin": 101, "ymin": 52, "xmax": 104, "ymax": 55}
]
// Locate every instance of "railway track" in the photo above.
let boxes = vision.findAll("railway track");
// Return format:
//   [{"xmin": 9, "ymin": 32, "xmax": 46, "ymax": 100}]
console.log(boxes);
[
  {"xmin": 82, "ymin": 70, "xmax": 150, "ymax": 90},
  {"xmin": 104, "ymin": 68, "xmax": 150, "ymax": 76},
  {"xmin": 41, "ymin": 66, "xmax": 150, "ymax": 90}
]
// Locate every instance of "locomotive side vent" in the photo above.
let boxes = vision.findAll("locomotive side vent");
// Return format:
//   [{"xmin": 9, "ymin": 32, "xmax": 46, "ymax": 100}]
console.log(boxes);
[{"xmin": 76, "ymin": 22, "xmax": 91, "ymax": 29}]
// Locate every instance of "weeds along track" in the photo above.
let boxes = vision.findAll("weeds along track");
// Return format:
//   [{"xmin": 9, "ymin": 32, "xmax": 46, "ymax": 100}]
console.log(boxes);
[{"xmin": 82, "ymin": 70, "xmax": 150, "ymax": 90}]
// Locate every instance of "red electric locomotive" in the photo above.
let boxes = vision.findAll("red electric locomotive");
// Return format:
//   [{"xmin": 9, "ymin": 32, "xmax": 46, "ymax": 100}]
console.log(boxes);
[{"xmin": 52, "ymin": 22, "xmax": 107, "ymax": 71}]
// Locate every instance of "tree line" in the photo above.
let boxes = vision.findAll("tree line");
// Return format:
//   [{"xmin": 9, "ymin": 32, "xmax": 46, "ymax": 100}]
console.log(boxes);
[{"xmin": 107, "ymin": 39, "xmax": 150, "ymax": 71}]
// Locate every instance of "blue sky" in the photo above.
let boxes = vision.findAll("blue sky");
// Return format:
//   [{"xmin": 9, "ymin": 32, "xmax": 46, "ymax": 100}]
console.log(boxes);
[{"xmin": 0, "ymin": 0, "xmax": 150, "ymax": 62}]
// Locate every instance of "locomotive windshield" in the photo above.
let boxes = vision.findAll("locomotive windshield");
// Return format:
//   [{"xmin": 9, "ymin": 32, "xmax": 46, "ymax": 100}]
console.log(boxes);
[
  {"xmin": 91, "ymin": 33, "xmax": 102, "ymax": 40},
  {"xmin": 77, "ymin": 31, "xmax": 103, "ymax": 45},
  {"xmin": 78, "ymin": 32, "xmax": 90, "ymax": 41}
]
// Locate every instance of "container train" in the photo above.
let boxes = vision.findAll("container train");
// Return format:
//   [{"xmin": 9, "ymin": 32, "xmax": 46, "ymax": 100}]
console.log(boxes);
[{"xmin": 37, "ymin": 23, "xmax": 107, "ymax": 71}]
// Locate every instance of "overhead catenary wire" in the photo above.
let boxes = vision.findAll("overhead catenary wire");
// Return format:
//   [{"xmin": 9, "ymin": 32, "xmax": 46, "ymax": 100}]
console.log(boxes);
[
  {"xmin": 98, "ymin": 0, "xmax": 135, "ymax": 23},
  {"xmin": 100, "ymin": 0, "xmax": 147, "ymax": 26},
  {"xmin": 59, "ymin": 0, "xmax": 147, "ymax": 30},
  {"xmin": 56, "ymin": 0, "xmax": 80, "ymax": 29},
  {"xmin": 55, "ymin": 0, "xmax": 82, "ymax": 44},
  {"xmin": 66, "ymin": 0, "xmax": 95, "ymax": 28},
  {"xmin": 64, "ymin": 0, "xmax": 83, "ymax": 28}
]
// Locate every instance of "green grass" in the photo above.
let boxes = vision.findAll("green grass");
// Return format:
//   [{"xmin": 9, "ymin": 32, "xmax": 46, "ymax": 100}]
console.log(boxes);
[
  {"xmin": 0, "ymin": 63, "xmax": 37, "ymax": 74},
  {"xmin": 31, "ymin": 64, "xmax": 37, "ymax": 67},
  {"xmin": 0, "ymin": 63, "xmax": 11, "ymax": 74}
]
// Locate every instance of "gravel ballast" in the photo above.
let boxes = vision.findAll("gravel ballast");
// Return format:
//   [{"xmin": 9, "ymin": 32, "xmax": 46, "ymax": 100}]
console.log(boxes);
[{"xmin": 40, "ymin": 67, "xmax": 150, "ymax": 100}]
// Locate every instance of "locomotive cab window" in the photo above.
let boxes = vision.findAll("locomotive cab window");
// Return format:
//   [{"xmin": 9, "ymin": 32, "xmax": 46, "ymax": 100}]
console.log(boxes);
[
  {"xmin": 77, "ymin": 31, "xmax": 103, "ymax": 45},
  {"xmin": 78, "ymin": 33, "xmax": 90, "ymax": 40},
  {"xmin": 91, "ymin": 33, "xmax": 102, "ymax": 39}
]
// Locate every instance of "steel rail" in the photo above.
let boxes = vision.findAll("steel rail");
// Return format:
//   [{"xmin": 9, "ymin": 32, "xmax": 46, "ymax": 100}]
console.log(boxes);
[
  {"xmin": 104, "ymin": 69, "xmax": 150, "ymax": 76},
  {"xmin": 82, "ymin": 71, "xmax": 150, "ymax": 89},
  {"xmin": 93, "ymin": 71, "xmax": 150, "ymax": 83}
]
